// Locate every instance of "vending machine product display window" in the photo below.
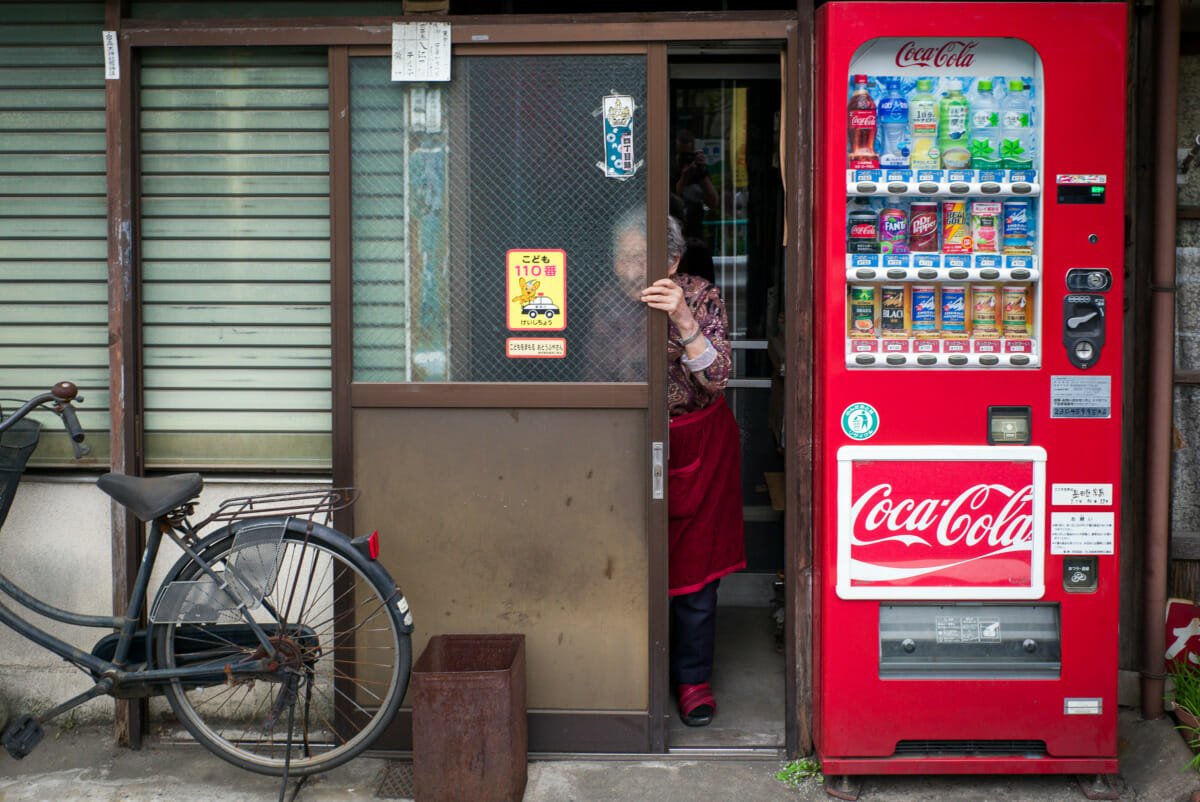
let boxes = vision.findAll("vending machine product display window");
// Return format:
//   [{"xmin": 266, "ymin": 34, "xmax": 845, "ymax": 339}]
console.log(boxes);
[{"xmin": 842, "ymin": 38, "xmax": 1044, "ymax": 369}]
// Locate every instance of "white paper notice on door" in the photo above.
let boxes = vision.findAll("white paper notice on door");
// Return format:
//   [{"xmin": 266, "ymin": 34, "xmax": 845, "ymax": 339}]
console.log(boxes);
[
  {"xmin": 1050, "ymin": 511, "xmax": 1115, "ymax": 555},
  {"xmin": 392, "ymin": 23, "xmax": 451, "ymax": 82}
]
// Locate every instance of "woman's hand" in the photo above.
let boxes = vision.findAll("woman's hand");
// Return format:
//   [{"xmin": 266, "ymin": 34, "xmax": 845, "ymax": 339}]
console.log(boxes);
[{"xmin": 641, "ymin": 278, "xmax": 700, "ymax": 342}]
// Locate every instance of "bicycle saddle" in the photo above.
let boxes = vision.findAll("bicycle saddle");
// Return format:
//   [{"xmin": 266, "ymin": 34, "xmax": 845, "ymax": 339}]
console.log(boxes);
[{"xmin": 96, "ymin": 473, "xmax": 203, "ymax": 521}]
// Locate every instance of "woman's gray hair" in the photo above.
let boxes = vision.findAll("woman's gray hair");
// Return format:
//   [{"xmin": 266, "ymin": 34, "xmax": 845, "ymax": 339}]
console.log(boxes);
[
  {"xmin": 666, "ymin": 214, "xmax": 686, "ymax": 265},
  {"xmin": 612, "ymin": 206, "xmax": 688, "ymax": 266}
]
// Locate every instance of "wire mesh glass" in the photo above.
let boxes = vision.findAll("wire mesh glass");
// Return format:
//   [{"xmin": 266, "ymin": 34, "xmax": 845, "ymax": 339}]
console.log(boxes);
[{"xmin": 350, "ymin": 54, "xmax": 649, "ymax": 383}]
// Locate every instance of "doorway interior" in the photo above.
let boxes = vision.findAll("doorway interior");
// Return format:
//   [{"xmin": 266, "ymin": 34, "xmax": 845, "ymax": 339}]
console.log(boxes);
[{"xmin": 666, "ymin": 47, "xmax": 788, "ymax": 752}]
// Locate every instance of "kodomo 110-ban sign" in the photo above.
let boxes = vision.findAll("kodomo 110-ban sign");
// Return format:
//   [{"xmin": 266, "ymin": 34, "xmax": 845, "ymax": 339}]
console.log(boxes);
[{"xmin": 836, "ymin": 446, "xmax": 1047, "ymax": 599}]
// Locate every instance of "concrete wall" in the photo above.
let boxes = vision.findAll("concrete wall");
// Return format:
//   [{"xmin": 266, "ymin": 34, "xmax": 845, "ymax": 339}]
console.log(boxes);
[
  {"xmin": 0, "ymin": 476, "xmax": 328, "ymax": 726},
  {"xmin": 1173, "ymin": 53, "xmax": 1200, "ymax": 546}
]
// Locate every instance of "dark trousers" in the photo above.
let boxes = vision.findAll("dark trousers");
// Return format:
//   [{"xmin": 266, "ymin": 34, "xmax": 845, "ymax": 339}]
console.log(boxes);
[{"xmin": 669, "ymin": 579, "xmax": 719, "ymax": 686}]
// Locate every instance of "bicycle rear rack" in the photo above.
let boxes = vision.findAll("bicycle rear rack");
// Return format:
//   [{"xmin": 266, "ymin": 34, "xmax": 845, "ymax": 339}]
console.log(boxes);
[{"xmin": 194, "ymin": 487, "xmax": 360, "ymax": 531}]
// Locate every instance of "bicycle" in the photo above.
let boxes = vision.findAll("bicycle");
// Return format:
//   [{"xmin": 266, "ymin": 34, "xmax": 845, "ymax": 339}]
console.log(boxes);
[{"xmin": 0, "ymin": 381, "xmax": 413, "ymax": 779}]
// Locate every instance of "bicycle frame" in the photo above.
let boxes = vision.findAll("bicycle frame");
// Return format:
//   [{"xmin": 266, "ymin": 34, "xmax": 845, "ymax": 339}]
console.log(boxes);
[{"xmin": 0, "ymin": 511, "xmax": 279, "ymax": 700}]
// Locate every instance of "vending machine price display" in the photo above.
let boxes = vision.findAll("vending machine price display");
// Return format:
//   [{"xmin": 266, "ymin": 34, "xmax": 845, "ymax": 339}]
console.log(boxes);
[{"xmin": 841, "ymin": 40, "xmax": 1044, "ymax": 369}]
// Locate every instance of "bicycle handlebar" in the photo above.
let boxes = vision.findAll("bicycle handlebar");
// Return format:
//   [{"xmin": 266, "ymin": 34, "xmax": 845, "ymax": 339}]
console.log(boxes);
[
  {"xmin": 60, "ymin": 405, "xmax": 85, "ymax": 443},
  {"xmin": 0, "ymin": 381, "xmax": 89, "ymax": 458}
]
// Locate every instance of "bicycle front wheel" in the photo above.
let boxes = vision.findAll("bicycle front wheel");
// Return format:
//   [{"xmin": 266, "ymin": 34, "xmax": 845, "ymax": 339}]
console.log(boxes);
[{"xmin": 154, "ymin": 520, "xmax": 411, "ymax": 776}]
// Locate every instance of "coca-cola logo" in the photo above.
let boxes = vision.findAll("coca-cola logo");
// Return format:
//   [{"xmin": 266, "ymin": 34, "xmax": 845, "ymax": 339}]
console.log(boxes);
[
  {"xmin": 848, "ymin": 110, "xmax": 876, "ymax": 127},
  {"xmin": 841, "ymin": 455, "xmax": 1042, "ymax": 591},
  {"xmin": 849, "ymin": 224, "xmax": 876, "ymax": 238},
  {"xmin": 895, "ymin": 40, "xmax": 978, "ymax": 69},
  {"xmin": 850, "ymin": 482, "xmax": 1034, "ymax": 551}
]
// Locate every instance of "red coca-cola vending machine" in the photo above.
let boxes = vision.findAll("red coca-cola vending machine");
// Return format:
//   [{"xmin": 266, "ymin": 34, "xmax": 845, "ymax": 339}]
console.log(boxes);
[{"xmin": 814, "ymin": 0, "xmax": 1126, "ymax": 790}]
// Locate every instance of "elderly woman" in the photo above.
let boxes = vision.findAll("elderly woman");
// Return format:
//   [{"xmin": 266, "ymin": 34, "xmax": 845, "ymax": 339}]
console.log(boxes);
[{"xmin": 638, "ymin": 215, "xmax": 746, "ymax": 727}]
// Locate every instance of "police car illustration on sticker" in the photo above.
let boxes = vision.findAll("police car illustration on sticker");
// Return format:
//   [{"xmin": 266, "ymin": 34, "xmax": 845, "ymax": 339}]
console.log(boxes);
[{"xmin": 842, "ymin": 402, "xmax": 879, "ymax": 441}]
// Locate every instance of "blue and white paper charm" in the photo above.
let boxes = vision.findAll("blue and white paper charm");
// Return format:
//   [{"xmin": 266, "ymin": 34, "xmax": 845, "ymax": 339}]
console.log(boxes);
[{"xmin": 599, "ymin": 94, "xmax": 640, "ymax": 180}]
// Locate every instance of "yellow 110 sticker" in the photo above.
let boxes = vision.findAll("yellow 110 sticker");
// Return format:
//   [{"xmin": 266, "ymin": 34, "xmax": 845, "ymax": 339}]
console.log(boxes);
[{"xmin": 507, "ymin": 249, "xmax": 566, "ymax": 331}]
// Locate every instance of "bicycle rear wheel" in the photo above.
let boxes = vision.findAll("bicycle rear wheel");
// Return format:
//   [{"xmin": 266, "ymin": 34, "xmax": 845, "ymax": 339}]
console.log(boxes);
[{"xmin": 154, "ymin": 519, "xmax": 410, "ymax": 776}]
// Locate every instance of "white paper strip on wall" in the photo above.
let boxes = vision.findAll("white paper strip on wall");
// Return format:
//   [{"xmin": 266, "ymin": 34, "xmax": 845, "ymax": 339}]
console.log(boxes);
[
  {"xmin": 103, "ymin": 31, "xmax": 119, "ymax": 80},
  {"xmin": 391, "ymin": 22, "xmax": 451, "ymax": 82}
]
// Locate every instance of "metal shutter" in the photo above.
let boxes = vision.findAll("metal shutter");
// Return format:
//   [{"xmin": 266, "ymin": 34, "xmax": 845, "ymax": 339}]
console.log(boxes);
[
  {"xmin": 139, "ymin": 47, "xmax": 332, "ymax": 470},
  {"xmin": 0, "ymin": 1, "xmax": 109, "ymax": 465}
]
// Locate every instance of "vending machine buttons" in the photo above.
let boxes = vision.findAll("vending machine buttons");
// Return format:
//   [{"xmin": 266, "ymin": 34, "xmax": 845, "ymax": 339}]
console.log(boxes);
[{"xmin": 980, "ymin": 182, "xmax": 1002, "ymax": 194}]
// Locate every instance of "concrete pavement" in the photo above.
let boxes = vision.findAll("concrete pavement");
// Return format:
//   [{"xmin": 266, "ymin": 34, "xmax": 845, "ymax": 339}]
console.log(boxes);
[{"xmin": 0, "ymin": 708, "xmax": 1197, "ymax": 801}]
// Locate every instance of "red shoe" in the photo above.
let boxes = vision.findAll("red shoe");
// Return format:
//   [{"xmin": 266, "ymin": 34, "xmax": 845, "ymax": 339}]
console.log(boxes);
[{"xmin": 677, "ymin": 683, "xmax": 715, "ymax": 727}]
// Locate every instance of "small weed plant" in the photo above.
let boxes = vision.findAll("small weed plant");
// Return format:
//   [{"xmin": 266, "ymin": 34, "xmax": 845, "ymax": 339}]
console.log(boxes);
[
  {"xmin": 775, "ymin": 757, "xmax": 823, "ymax": 788},
  {"xmin": 1168, "ymin": 658, "xmax": 1200, "ymax": 771}
]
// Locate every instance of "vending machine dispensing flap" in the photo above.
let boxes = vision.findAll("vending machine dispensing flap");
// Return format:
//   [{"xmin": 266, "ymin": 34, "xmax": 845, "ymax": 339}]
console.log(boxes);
[
  {"xmin": 1062, "ymin": 294, "xmax": 1106, "ymax": 369},
  {"xmin": 879, "ymin": 603, "xmax": 1062, "ymax": 679}
]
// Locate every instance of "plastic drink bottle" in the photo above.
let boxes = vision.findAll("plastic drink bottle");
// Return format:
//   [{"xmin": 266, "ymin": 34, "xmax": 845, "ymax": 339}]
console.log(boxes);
[
  {"xmin": 969, "ymin": 79, "xmax": 1003, "ymax": 170},
  {"xmin": 1000, "ymin": 79, "xmax": 1035, "ymax": 170},
  {"xmin": 937, "ymin": 79, "xmax": 971, "ymax": 169},
  {"xmin": 877, "ymin": 77, "xmax": 910, "ymax": 168},
  {"xmin": 908, "ymin": 78, "xmax": 939, "ymax": 169},
  {"xmin": 847, "ymin": 197, "xmax": 879, "ymax": 254},
  {"xmin": 847, "ymin": 74, "xmax": 879, "ymax": 168}
]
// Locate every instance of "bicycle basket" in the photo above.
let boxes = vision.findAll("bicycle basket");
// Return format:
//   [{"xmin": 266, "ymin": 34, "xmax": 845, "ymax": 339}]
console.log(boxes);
[{"xmin": 0, "ymin": 417, "xmax": 41, "ymax": 530}]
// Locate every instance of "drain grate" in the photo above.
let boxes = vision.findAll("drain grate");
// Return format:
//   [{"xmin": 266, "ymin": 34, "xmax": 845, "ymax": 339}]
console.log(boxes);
[{"xmin": 375, "ymin": 761, "xmax": 415, "ymax": 799}]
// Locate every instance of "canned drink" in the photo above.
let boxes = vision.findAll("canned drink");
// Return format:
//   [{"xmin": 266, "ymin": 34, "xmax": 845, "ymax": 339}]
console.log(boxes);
[
  {"xmin": 1002, "ymin": 284, "xmax": 1029, "ymax": 337},
  {"xmin": 971, "ymin": 285, "xmax": 998, "ymax": 334},
  {"xmin": 908, "ymin": 202, "xmax": 939, "ymax": 253},
  {"xmin": 911, "ymin": 284, "xmax": 938, "ymax": 336},
  {"xmin": 971, "ymin": 201, "xmax": 1003, "ymax": 254},
  {"xmin": 1002, "ymin": 201, "xmax": 1033, "ymax": 255},
  {"xmin": 941, "ymin": 285, "xmax": 967, "ymax": 335},
  {"xmin": 941, "ymin": 200, "xmax": 972, "ymax": 254},
  {"xmin": 848, "ymin": 284, "xmax": 876, "ymax": 338},
  {"xmin": 879, "ymin": 205, "xmax": 909, "ymax": 255},
  {"xmin": 880, "ymin": 285, "xmax": 907, "ymax": 337}
]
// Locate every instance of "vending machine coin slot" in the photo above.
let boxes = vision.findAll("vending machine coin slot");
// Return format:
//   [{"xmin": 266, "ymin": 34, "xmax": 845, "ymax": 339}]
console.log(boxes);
[
  {"xmin": 987, "ymin": 406, "xmax": 1032, "ymax": 444},
  {"xmin": 1065, "ymin": 268, "xmax": 1112, "ymax": 293},
  {"xmin": 1062, "ymin": 294, "xmax": 1106, "ymax": 369}
]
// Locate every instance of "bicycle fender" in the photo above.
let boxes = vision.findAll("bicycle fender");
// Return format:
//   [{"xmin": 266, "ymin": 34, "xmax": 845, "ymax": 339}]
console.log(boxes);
[{"xmin": 156, "ymin": 516, "xmax": 413, "ymax": 634}]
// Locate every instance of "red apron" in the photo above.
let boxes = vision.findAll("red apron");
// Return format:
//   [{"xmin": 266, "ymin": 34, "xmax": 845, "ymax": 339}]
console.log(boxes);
[{"xmin": 667, "ymin": 396, "xmax": 746, "ymax": 595}]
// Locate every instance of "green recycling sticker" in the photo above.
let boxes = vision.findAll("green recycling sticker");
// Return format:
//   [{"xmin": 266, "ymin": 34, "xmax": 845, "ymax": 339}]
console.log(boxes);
[{"xmin": 841, "ymin": 402, "xmax": 879, "ymax": 441}]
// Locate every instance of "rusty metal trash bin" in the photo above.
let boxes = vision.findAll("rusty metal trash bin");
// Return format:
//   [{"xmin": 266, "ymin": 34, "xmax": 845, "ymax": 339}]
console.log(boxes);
[{"xmin": 412, "ymin": 634, "xmax": 527, "ymax": 802}]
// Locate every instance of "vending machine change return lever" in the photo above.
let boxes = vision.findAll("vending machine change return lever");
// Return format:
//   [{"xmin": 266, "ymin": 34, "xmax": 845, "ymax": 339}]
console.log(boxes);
[{"xmin": 1062, "ymin": 294, "xmax": 1106, "ymax": 369}]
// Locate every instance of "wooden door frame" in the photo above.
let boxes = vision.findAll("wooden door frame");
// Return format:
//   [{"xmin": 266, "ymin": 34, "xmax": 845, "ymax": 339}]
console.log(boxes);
[{"xmin": 111, "ymin": 10, "xmax": 810, "ymax": 756}]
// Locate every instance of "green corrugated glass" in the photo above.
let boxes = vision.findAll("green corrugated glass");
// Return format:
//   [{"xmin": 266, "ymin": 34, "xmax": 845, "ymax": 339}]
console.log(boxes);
[
  {"xmin": 139, "ymin": 47, "xmax": 332, "ymax": 470},
  {"xmin": 0, "ymin": 1, "xmax": 109, "ymax": 466}
]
